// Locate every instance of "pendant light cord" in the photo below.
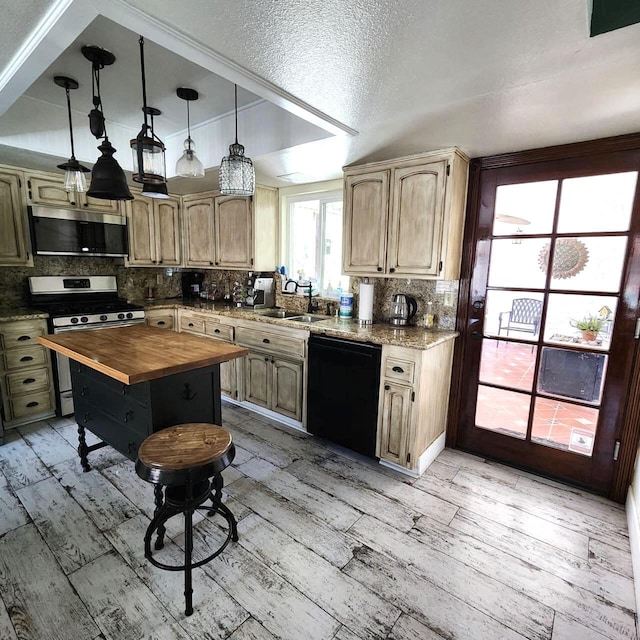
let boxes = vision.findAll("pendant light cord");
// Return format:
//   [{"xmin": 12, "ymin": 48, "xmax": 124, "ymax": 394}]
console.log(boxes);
[
  {"xmin": 63, "ymin": 83, "xmax": 77, "ymax": 160},
  {"xmin": 91, "ymin": 62, "xmax": 108, "ymax": 138},
  {"xmin": 234, "ymin": 84, "xmax": 238, "ymax": 145},
  {"xmin": 139, "ymin": 36, "xmax": 149, "ymax": 131},
  {"xmin": 186, "ymin": 100, "xmax": 192, "ymax": 151}
]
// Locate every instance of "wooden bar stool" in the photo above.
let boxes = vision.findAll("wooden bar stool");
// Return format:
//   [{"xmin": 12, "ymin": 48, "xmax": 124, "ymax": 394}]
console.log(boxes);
[{"xmin": 135, "ymin": 423, "xmax": 238, "ymax": 616}]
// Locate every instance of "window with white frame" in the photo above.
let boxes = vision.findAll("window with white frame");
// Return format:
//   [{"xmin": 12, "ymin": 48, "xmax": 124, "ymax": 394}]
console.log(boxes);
[{"xmin": 285, "ymin": 190, "xmax": 347, "ymax": 296}]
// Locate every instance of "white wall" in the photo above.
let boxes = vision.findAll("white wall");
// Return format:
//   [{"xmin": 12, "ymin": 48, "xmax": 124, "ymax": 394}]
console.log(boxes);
[{"xmin": 625, "ymin": 443, "xmax": 640, "ymax": 627}]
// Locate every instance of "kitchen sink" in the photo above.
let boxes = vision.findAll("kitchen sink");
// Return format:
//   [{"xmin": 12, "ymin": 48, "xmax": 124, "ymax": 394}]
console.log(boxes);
[
  {"xmin": 288, "ymin": 314, "xmax": 329, "ymax": 323},
  {"xmin": 256, "ymin": 309, "xmax": 300, "ymax": 318}
]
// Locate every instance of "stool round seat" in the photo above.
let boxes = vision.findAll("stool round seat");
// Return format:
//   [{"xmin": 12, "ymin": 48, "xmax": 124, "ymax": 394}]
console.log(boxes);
[{"xmin": 135, "ymin": 423, "xmax": 235, "ymax": 486}]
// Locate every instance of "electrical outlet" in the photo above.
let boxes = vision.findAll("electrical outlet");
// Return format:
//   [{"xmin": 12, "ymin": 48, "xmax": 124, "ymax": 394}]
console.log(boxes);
[
  {"xmin": 443, "ymin": 292, "xmax": 456, "ymax": 307},
  {"xmin": 156, "ymin": 273, "xmax": 162, "ymax": 285}
]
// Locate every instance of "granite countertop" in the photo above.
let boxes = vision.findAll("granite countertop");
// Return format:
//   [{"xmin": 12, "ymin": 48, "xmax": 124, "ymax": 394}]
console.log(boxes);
[
  {"xmin": 0, "ymin": 305, "xmax": 49, "ymax": 322},
  {"xmin": 142, "ymin": 298, "xmax": 458, "ymax": 349}
]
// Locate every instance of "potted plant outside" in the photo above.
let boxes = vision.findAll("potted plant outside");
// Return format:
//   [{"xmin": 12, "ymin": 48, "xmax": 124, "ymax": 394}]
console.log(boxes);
[{"xmin": 570, "ymin": 314, "xmax": 606, "ymax": 342}]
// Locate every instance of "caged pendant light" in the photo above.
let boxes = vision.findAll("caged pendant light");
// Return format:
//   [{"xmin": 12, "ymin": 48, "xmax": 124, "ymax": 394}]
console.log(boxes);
[
  {"xmin": 219, "ymin": 84, "xmax": 255, "ymax": 196},
  {"xmin": 175, "ymin": 87, "xmax": 205, "ymax": 178},
  {"xmin": 82, "ymin": 45, "xmax": 133, "ymax": 201},
  {"xmin": 142, "ymin": 107, "xmax": 170, "ymax": 199},
  {"xmin": 131, "ymin": 36, "xmax": 166, "ymax": 186},
  {"xmin": 54, "ymin": 76, "xmax": 90, "ymax": 193}
]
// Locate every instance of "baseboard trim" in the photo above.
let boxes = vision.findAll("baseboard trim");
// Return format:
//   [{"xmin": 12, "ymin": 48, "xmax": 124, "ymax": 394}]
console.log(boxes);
[
  {"xmin": 379, "ymin": 432, "xmax": 446, "ymax": 478},
  {"xmin": 625, "ymin": 486, "xmax": 640, "ymax": 638}
]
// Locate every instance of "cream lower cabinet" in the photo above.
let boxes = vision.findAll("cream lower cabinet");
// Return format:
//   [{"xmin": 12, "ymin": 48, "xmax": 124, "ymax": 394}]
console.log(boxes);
[
  {"xmin": 343, "ymin": 148, "xmax": 469, "ymax": 280},
  {"xmin": 177, "ymin": 309, "xmax": 238, "ymax": 400},
  {"xmin": 0, "ymin": 318, "xmax": 55, "ymax": 428},
  {"xmin": 236, "ymin": 321, "xmax": 306, "ymax": 423},
  {"xmin": 0, "ymin": 168, "xmax": 32, "ymax": 266},
  {"xmin": 376, "ymin": 340, "xmax": 455, "ymax": 470}
]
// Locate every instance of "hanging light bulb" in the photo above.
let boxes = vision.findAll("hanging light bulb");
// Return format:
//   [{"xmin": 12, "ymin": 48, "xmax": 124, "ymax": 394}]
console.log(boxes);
[
  {"xmin": 219, "ymin": 84, "xmax": 255, "ymax": 196},
  {"xmin": 175, "ymin": 87, "xmax": 204, "ymax": 178},
  {"xmin": 54, "ymin": 76, "xmax": 90, "ymax": 193},
  {"xmin": 130, "ymin": 36, "xmax": 166, "ymax": 185},
  {"xmin": 142, "ymin": 107, "xmax": 170, "ymax": 199},
  {"xmin": 81, "ymin": 45, "xmax": 133, "ymax": 201}
]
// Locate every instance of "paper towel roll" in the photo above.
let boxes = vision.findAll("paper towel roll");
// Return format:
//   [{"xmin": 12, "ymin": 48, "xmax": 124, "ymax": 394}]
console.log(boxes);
[{"xmin": 358, "ymin": 282, "xmax": 374, "ymax": 324}]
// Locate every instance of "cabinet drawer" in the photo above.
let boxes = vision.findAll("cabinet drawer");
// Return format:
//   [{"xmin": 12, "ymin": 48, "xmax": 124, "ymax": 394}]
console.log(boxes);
[
  {"xmin": 6, "ymin": 366, "xmax": 51, "ymax": 396},
  {"xmin": 383, "ymin": 357, "xmax": 415, "ymax": 385},
  {"xmin": 180, "ymin": 314, "xmax": 206, "ymax": 334},
  {"xmin": 3, "ymin": 345, "xmax": 48, "ymax": 371},
  {"xmin": 8, "ymin": 389, "xmax": 53, "ymax": 420},
  {"xmin": 236, "ymin": 326, "xmax": 306, "ymax": 359},
  {"xmin": 1, "ymin": 321, "xmax": 47, "ymax": 350},
  {"xmin": 147, "ymin": 314, "xmax": 175, "ymax": 330},
  {"xmin": 205, "ymin": 321, "xmax": 234, "ymax": 342}
]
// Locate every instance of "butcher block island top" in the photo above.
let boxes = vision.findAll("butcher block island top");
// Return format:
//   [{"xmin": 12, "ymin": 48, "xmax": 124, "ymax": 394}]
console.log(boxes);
[{"xmin": 38, "ymin": 324, "xmax": 247, "ymax": 384}]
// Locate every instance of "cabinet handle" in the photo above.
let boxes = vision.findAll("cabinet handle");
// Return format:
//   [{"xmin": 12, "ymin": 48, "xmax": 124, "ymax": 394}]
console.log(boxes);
[
  {"xmin": 384, "ymin": 385, "xmax": 390, "ymax": 391},
  {"xmin": 26, "ymin": 401, "xmax": 39, "ymax": 408},
  {"xmin": 83, "ymin": 412, "xmax": 90, "ymax": 423},
  {"xmin": 81, "ymin": 385, "xmax": 88, "ymax": 397},
  {"xmin": 159, "ymin": 259, "xmax": 163, "ymax": 264},
  {"xmin": 124, "ymin": 411, "xmax": 133, "ymax": 423},
  {"xmin": 214, "ymin": 328, "xmax": 221, "ymax": 334},
  {"xmin": 17, "ymin": 335, "xmax": 31, "ymax": 342},
  {"xmin": 377, "ymin": 267, "xmax": 383, "ymax": 272},
  {"xmin": 20, "ymin": 356, "xmax": 34, "ymax": 362},
  {"xmin": 22, "ymin": 378, "xmax": 36, "ymax": 384},
  {"xmin": 152, "ymin": 260, "xmax": 157, "ymax": 264},
  {"xmin": 215, "ymin": 262, "xmax": 219, "ymax": 266},
  {"xmin": 188, "ymin": 322, "xmax": 194, "ymax": 327},
  {"xmin": 389, "ymin": 267, "xmax": 396, "ymax": 273},
  {"xmin": 127, "ymin": 441, "xmax": 137, "ymax": 453},
  {"xmin": 264, "ymin": 356, "xmax": 269, "ymax": 361},
  {"xmin": 83, "ymin": 203, "xmax": 88, "ymax": 207},
  {"xmin": 209, "ymin": 261, "xmax": 214, "ymax": 265},
  {"xmin": 392, "ymin": 366, "xmax": 404, "ymax": 373},
  {"xmin": 157, "ymin": 321, "xmax": 166, "ymax": 326},
  {"xmin": 70, "ymin": 200, "xmax": 76, "ymax": 206},
  {"xmin": 262, "ymin": 338, "xmax": 270, "ymax": 344}
]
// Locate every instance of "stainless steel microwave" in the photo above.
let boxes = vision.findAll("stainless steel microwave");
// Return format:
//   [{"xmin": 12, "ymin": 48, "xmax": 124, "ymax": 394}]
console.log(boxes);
[{"xmin": 29, "ymin": 207, "xmax": 128, "ymax": 257}]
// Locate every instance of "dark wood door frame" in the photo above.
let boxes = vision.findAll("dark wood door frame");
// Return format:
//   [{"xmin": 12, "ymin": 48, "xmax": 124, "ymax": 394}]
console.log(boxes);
[{"xmin": 447, "ymin": 132, "xmax": 640, "ymax": 503}]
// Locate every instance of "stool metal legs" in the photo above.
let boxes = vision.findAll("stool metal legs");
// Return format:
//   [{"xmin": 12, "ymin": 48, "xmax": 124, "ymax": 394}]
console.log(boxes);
[{"xmin": 143, "ymin": 475, "xmax": 238, "ymax": 616}]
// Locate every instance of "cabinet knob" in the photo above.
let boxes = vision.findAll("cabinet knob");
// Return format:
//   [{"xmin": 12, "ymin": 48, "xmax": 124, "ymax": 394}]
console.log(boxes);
[
  {"xmin": 384, "ymin": 385, "xmax": 390, "ymax": 391},
  {"xmin": 70, "ymin": 201, "xmax": 76, "ymax": 206},
  {"xmin": 158, "ymin": 321, "xmax": 166, "ymax": 326},
  {"xmin": 210, "ymin": 261, "xmax": 214, "ymax": 265},
  {"xmin": 83, "ymin": 203, "xmax": 88, "ymax": 207},
  {"xmin": 377, "ymin": 267, "xmax": 383, "ymax": 272},
  {"xmin": 159, "ymin": 259, "xmax": 163, "ymax": 264},
  {"xmin": 214, "ymin": 328, "xmax": 220, "ymax": 334},
  {"xmin": 262, "ymin": 338, "xmax": 270, "ymax": 344},
  {"xmin": 389, "ymin": 267, "xmax": 396, "ymax": 273},
  {"xmin": 264, "ymin": 356, "xmax": 269, "ymax": 361},
  {"xmin": 215, "ymin": 262, "xmax": 219, "ymax": 266},
  {"xmin": 392, "ymin": 366, "xmax": 404, "ymax": 373},
  {"xmin": 188, "ymin": 323, "xmax": 194, "ymax": 327}
]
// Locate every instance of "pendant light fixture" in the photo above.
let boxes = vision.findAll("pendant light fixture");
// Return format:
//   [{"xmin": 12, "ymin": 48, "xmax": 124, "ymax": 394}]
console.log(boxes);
[
  {"xmin": 54, "ymin": 76, "xmax": 90, "ymax": 192},
  {"xmin": 82, "ymin": 45, "xmax": 132, "ymax": 201},
  {"xmin": 175, "ymin": 87, "xmax": 204, "ymax": 178},
  {"xmin": 141, "ymin": 107, "xmax": 169, "ymax": 199},
  {"xmin": 219, "ymin": 84, "xmax": 255, "ymax": 196},
  {"xmin": 131, "ymin": 36, "xmax": 166, "ymax": 186}
]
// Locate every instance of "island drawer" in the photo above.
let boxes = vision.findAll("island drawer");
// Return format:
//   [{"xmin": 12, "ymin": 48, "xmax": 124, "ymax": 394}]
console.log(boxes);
[
  {"xmin": 7, "ymin": 389, "xmax": 53, "ymax": 421},
  {"xmin": 1, "ymin": 320, "xmax": 47, "ymax": 351},
  {"xmin": 6, "ymin": 366, "xmax": 51, "ymax": 396},
  {"xmin": 180, "ymin": 314, "xmax": 206, "ymax": 334},
  {"xmin": 382, "ymin": 356, "xmax": 416, "ymax": 385},
  {"xmin": 147, "ymin": 314, "xmax": 175, "ymax": 330},
  {"xmin": 3, "ymin": 345, "xmax": 48, "ymax": 371},
  {"xmin": 236, "ymin": 327, "xmax": 306, "ymax": 358}
]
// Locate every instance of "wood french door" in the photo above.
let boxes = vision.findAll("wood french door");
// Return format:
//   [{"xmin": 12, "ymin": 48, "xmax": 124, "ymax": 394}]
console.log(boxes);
[{"xmin": 454, "ymin": 145, "xmax": 640, "ymax": 497}]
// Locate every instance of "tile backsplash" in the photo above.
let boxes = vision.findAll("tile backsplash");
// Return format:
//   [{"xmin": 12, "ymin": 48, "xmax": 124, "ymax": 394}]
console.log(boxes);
[{"xmin": 0, "ymin": 258, "xmax": 459, "ymax": 329}]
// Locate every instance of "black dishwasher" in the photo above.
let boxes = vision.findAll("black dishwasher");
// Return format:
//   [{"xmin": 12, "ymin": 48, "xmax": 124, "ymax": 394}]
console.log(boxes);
[{"xmin": 307, "ymin": 334, "xmax": 382, "ymax": 458}]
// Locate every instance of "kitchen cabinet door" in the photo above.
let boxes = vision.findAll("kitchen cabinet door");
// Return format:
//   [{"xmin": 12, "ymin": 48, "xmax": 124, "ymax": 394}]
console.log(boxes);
[
  {"xmin": 244, "ymin": 351, "xmax": 270, "ymax": 409},
  {"xmin": 0, "ymin": 170, "xmax": 31, "ymax": 266},
  {"xmin": 214, "ymin": 195, "xmax": 253, "ymax": 268},
  {"xmin": 27, "ymin": 174, "xmax": 74, "ymax": 207},
  {"xmin": 183, "ymin": 196, "xmax": 215, "ymax": 267},
  {"xmin": 126, "ymin": 197, "xmax": 156, "ymax": 265},
  {"xmin": 343, "ymin": 170, "xmax": 389, "ymax": 275},
  {"xmin": 272, "ymin": 357, "xmax": 303, "ymax": 421},
  {"xmin": 378, "ymin": 381, "xmax": 412, "ymax": 466},
  {"xmin": 155, "ymin": 198, "xmax": 181, "ymax": 266},
  {"xmin": 387, "ymin": 161, "xmax": 447, "ymax": 277},
  {"xmin": 220, "ymin": 359, "xmax": 237, "ymax": 399}
]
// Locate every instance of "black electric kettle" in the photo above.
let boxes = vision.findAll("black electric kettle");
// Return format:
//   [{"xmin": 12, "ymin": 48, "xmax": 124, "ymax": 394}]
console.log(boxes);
[{"xmin": 389, "ymin": 294, "xmax": 417, "ymax": 326}]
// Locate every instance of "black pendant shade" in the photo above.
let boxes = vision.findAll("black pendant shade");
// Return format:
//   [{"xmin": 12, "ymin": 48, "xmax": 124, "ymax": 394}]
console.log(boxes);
[
  {"xmin": 82, "ymin": 44, "xmax": 132, "ymax": 201},
  {"xmin": 87, "ymin": 139, "xmax": 133, "ymax": 201}
]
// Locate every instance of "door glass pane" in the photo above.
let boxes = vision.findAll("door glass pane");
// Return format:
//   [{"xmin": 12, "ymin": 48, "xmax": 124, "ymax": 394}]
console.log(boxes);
[
  {"xmin": 544, "ymin": 293, "xmax": 617, "ymax": 349},
  {"xmin": 531, "ymin": 397, "xmax": 598, "ymax": 457},
  {"xmin": 493, "ymin": 181, "xmax": 558, "ymax": 236},
  {"xmin": 488, "ymin": 238, "xmax": 549, "ymax": 289},
  {"xmin": 557, "ymin": 172, "xmax": 637, "ymax": 233},
  {"xmin": 476, "ymin": 385, "xmax": 530, "ymax": 439},
  {"xmin": 480, "ymin": 339, "xmax": 536, "ymax": 391},
  {"xmin": 549, "ymin": 236, "xmax": 627, "ymax": 292},
  {"xmin": 485, "ymin": 290, "xmax": 544, "ymax": 342},
  {"xmin": 537, "ymin": 347, "xmax": 607, "ymax": 404}
]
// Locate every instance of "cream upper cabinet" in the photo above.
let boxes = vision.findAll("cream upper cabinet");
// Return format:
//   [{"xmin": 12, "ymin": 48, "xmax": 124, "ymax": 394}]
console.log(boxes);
[
  {"xmin": 183, "ymin": 185, "xmax": 277, "ymax": 270},
  {"xmin": 0, "ymin": 169, "xmax": 32, "ymax": 267},
  {"xmin": 26, "ymin": 172, "xmax": 121, "ymax": 214},
  {"xmin": 126, "ymin": 193, "xmax": 181, "ymax": 266},
  {"xmin": 342, "ymin": 148, "xmax": 469, "ymax": 280}
]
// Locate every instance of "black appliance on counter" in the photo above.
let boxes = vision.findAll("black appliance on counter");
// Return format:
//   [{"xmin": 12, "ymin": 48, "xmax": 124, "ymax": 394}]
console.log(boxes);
[
  {"xmin": 181, "ymin": 271, "xmax": 205, "ymax": 300},
  {"xmin": 28, "ymin": 275, "xmax": 145, "ymax": 416},
  {"xmin": 307, "ymin": 334, "xmax": 382, "ymax": 458}
]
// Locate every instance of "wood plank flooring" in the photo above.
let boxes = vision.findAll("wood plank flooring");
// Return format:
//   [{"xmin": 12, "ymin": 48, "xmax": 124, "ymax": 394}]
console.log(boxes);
[{"xmin": 0, "ymin": 404, "xmax": 636, "ymax": 640}]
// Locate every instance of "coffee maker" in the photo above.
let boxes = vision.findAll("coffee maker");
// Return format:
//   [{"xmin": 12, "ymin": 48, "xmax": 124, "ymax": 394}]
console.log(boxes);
[
  {"xmin": 245, "ymin": 277, "xmax": 275, "ymax": 308},
  {"xmin": 181, "ymin": 271, "xmax": 205, "ymax": 300}
]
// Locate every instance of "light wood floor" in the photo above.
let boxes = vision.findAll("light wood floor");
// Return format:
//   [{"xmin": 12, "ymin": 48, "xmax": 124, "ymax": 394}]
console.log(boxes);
[{"xmin": 0, "ymin": 402, "xmax": 636, "ymax": 640}]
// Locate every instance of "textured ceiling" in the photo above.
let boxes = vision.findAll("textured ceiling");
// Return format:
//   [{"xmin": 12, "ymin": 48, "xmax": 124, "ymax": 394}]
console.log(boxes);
[{"xmin": 0, "ymin": 0, "xmax": 639, "ymax": 190}]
